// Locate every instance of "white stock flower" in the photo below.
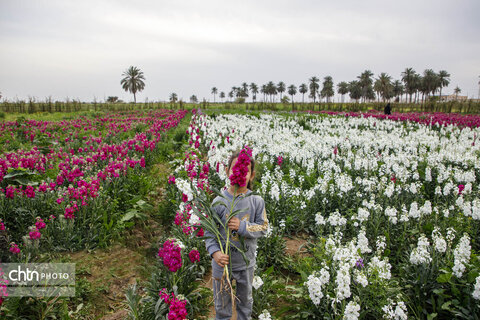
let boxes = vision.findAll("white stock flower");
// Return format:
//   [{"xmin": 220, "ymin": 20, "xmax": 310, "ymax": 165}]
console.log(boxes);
[
  {"xmin": 432, "ymin": 228, "xmax": 447, "ymax": 253},
  {"xmin": 343, "ymin": 300, "xmax": 360, "ymax": 320},
  {"xmin": 382, "ymin": 299, "xmax": 408, "ymax": 320},
  {"xmin": 453, "ymin": 234, "xmax": 471, "ymax": 278},
  {"xmin": 385, "ymin": 207, "xmax": 398, "ymax": 225},
  {"xmin": 473, "ymin": 276, "xmax": 480, "ymax": 300},
  {"xmin": 252, "ymin": 276, "xmax": 264, "ymax": 290},
  {"xmin": 258, "ymin": 310, "xmax": 272, "ymax": 320},
  {"xmin": 368, "ymin": 256, "xmax": 392, "ymax": 280},
  {"xmin": 335, "ymin": 263, "xmax": 351, "ymax": 301},
  {"xmin": 357, "ymin": 208, "xmax": 370, "ymax": 223},
  {"xmin": 315, "ymin": 212, "xmax": 326, "ymax": 225},
  {"xmin": 410, "ymin": 234, "xmax": 432, "ymax": 265},
  {"xmin": 356, "ymin": 229, "xmax": 372, "ymax": 254},
  {"xmin": 305, "ymin": 267, "xmax": 330, "ymax": 305},
  {"xmin": 354, "ymin": 269, "xmax": 368, "ymax": 287},
  {"xmin": 328, "ymin": 210, "xmax": 347, "ymax": 227}
]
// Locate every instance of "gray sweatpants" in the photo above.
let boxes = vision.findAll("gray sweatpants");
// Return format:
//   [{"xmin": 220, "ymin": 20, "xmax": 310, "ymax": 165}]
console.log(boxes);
[{"xmin": 212, "ymin": 266, "xmax": 254, "ymax": 320}]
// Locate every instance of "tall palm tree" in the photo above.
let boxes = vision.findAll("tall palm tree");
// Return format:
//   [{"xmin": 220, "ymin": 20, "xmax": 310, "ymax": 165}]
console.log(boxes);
[
  {"xmin": 422, "ymin": 69, "xmax": 438, "ymax": 99},
  {"xmin": 374, "ymin": 73, "xmax": 393, "ymax": 102},
  {"xmin": 211, "ymin": 87, "xmax": 218, "ymax": 103},
  {"xmin": 120, "ymin": 66, "xmax": 146, "ymax": 103},
  {"xmin": 437, "ymin": 70, "xmax": 450, "ymax": 100},
  {"xmin": 392, "ymin": 80, "xmax": 404, "ymax": 102},
  {"xmin": 348, "ymin": 81, "xmax": 362, "ymax": 103},
  {"xmin": 261, "ymin": 85, "xmax": 267, "ymax": 102},
  {"xmin": 401, "ymin": 67, "xmax": 416, "ymax": 103},
  {"xmin": 337, "ymin": 82, "xmax": 349, "ymax": 103},
  {"xmin": 250, "ymin": 83, "xmax": 259, "ymax": 103},
  {"xmin": 241, "ymin": 83, "xmax": 249, "ymax": 97},
  {"xmin": 309, "ymin": 77, "xmax": 320, "ymax": 103},
  {"xmin": 277, "ymin": 82, "xmax": 286, "ymax": 100},
  {"xmin": 299, "ymin": 84, "xmax": 308, "ymax": 103},
  {"xmin": 288, "ymin": 84, "xmax": 297, "ymax": 107},
  {"xmin": 266, "ymin": 81, "xmax": 277, "ymax": 102},
  {"xmin": 321, "ymin": 76, "xmax": 334, "ymax": 103},
  {"xmin": 169, "ymin": 92, "xmax": 178, "ymax": 103},
  {"xmin": 219, "ymin": 92, "xmax": 225, "ymax": 103},
  {"xmin": 358, "ymin": 70, "xmax": 374, "ymax": 103},
  {"xmin": 454, "ymin": 86, "xmax": 461, "ymax": 100},
  {"xmin": 412, "ymin": 74, "xmax": 422, "ymax": 103}
]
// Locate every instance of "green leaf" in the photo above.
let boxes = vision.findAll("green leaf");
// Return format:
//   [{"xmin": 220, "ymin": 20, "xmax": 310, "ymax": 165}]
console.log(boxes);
[
  {"xmin": 121, "ymin": 209, "xmax": 146, "ymax": 222},
  {"xmin": 427, "ymin": 313, "xmax": 437, "ymax": 320},
  {"xmin": 437, "ymin": 272, "xmax": 452, "ymax": 283}
]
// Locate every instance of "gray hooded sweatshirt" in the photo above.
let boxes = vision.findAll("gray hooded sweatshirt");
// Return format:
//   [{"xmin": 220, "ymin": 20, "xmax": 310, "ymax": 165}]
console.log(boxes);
[{"xmin": 205, "ymin": 188, "xmax": 269, "ymax": 272}]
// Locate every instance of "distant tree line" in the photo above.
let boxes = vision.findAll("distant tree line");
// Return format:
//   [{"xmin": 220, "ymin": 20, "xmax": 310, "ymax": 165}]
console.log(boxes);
[{"xmin": 206, "ymin": 68, "xmax": 461, "ymax": 105}]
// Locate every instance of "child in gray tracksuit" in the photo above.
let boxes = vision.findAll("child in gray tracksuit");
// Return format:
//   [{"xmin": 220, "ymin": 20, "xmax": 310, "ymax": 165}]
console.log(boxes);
[{"xmin": 205, "ymin": 151, "xmax": 268, "ymax": 320}]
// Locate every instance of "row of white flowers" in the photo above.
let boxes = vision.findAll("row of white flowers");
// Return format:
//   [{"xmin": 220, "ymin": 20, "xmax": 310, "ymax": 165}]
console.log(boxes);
[{"xmin": 188, "ymin": 112, "xmax": 480, "ymax": 317}]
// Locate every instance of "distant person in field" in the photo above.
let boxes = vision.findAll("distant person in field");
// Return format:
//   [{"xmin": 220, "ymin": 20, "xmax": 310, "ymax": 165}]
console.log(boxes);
[{"xmin": 384, "ymin": 102, "xmax": 391, "ymax": 115}]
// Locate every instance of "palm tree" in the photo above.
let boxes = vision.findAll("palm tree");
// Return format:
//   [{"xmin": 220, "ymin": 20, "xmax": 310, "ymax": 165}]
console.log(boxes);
[
  {"xmin": 422, "ymin": 69, "xmax": 438, "ymax": 99},
  {"xmin": 348, "ymin": 81, "xmax": 362, "ymax": 103},
  {"xmin": 228, "ymin": 91, "xmax": 234, "ymax": 102},
  {"xmin": 401, "ymin": 68, "xmax": 416, "ymax": 103},
  {"xmin": 288, "ymin": 84, "xmax": 297, "ymax": 108},
  {"xmin": 190, "ymin": 95, "xmax": 198, "ymax": 103},
  {"xmin": 211, "ymin": 87, "xmax": 218, "ymax": 103},
  {"xmin": 219, "ymin": 91, "xmax": 225, "ymax": 103},
  {"xmin": 358, "ymin": 70, "xmax": 374, "ymax": 103},
  {"xmin": 392, "ymin": 80, "xmax": 404, "ymax": 102},
  {"xmin": 250, "ymin": 83, "xmax": 258, "ymax": 103},
  {"xmin": 309, "ymin": 77, "xmax": 320, "ymax": 103},
  {"xmin": 277, "ymin": 82, "xmax": 286, "ymax": 100},
  {"xmin": 337, "ymin": 82, "xmax": 349, "ymax": 103},
  {"xmin": 412, "ymin": 74, "xmax": 422, "ymax": 103},
  {"xmin": 241, "ymin": 83, "xmax": 249, "ymax": 97},
  {"xmin": 437, "ymin": 70, "xmax": 450, "ymax": 100},
  {"xmin": 454, "ymin": 86, "xmax": 461, "ymax": 100},
  {"xmin": 299, "ymin": 84, "xmax": 308, "ymax": 103},
  {"xmin": 321, "ymin": 76, "xmax": 334, "ymax": 103},
  {"xmin": 266, "ymin": 81, "xmax": 277, "ymax": 102},
  {"xmin": 169, "ymin": 93, "xmax": 178, "ymax": 103},
  {"xmin": 261, "ymin": 85, "xmax": 267, "ymax": 102},
  {"xmin": 120, "ymin": 66, "xmax": 146, "ymax": 103},
  {"xmin": 374, "ymin": 73, "xmax": 393, "ymax": 102}
]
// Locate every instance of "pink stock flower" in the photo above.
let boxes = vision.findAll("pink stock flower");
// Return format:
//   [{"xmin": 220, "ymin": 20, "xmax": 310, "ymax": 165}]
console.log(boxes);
[
  {"xmin": 9, "ymin": 242, "xmax": 20, "ymax": 254},
  {"xmin": 182, "ymin": 193, "xmax": 188, "ymax": 202},
  {"xmin": 157, "ymin": 239, "xmax": 183, "ymax": 272},
  {"xmin": 0, "ymin": 219, "xmax": 5, "ymax": 231},
  {"xmin": 188, "ymin": 249, "xmax": 200, "ymax": 263},
  {"xmin": 29, "ymin": 227, "xmax": 42, "ymax": 240},
  {"xmin": 277, "ymin": 156, "xmax": 283, "ymax": 166},
  {"xmin": 229, "ymin": 147, "xmax": 252, "ymax": 187},
  {"xmin": 168, "ymin": 175, "xmax": 176, "ymax": 184},
  {"xmin": 35, "ymin": 217, "xmax": 46, "ymax": 229},
  {"xmin": 159, "ymin": 289, "xmax": 188, "ymax": 320},
  {"xmin": 458, "ymin": 184, "xmax": 465, "ymax": 195}
]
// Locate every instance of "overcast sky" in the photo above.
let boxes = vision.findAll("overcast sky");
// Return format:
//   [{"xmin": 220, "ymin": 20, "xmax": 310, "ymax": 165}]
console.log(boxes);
[{"xmin": 1, "ymin": 0, "xmax": 479, "ymax": 102}]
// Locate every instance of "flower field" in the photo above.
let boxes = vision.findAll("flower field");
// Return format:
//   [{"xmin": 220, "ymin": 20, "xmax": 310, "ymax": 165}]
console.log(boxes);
[
  {"xmin": 164, "ymin": 110, "xmax": 480, "ymax": 319},
  {"xmin": 0, "ymin": 110, "xmax": 187, "ymax": 258},
  {"xmin": 1, "ymin": 108, "xmax": 480, "ymax": 319}
]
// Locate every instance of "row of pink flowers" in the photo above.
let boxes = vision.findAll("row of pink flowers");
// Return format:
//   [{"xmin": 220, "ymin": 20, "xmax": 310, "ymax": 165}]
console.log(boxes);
[{"xmin": 1, "ymin": 110, "xmax": 188, "ymax": 221}]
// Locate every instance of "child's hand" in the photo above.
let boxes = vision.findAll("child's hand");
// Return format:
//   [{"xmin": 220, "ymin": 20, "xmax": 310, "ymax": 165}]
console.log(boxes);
[
  {"xmin": 212, "ymin": 251, "xmax": 229, "ymax": 268},
  {"xmin": 228, "ymin": 217, "xmax": 240, "ymax": 231}
]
